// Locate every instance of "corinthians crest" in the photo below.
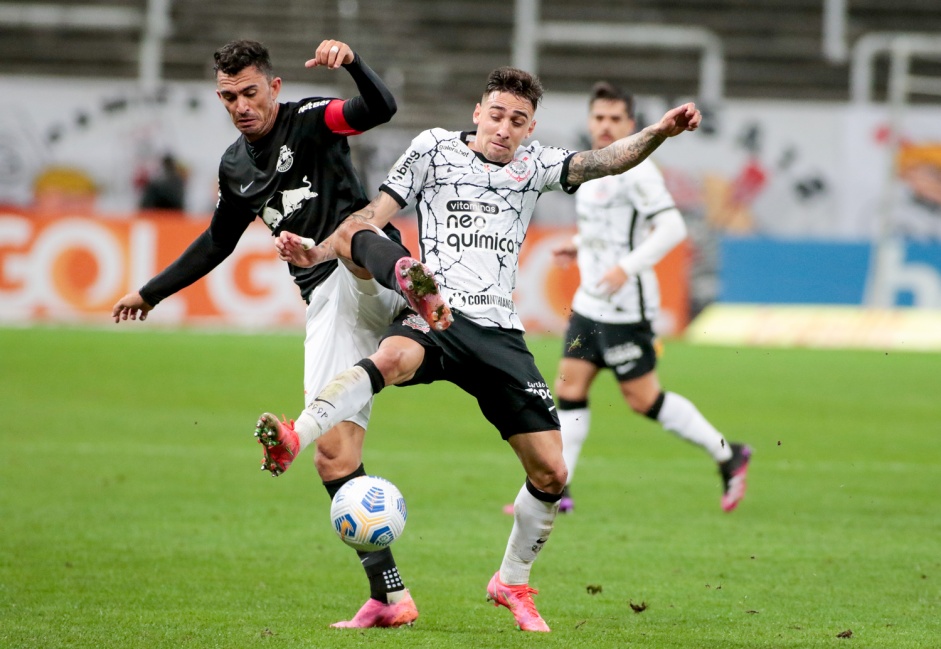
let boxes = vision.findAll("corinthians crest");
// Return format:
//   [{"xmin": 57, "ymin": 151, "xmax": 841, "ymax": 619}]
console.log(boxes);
[
  {"xmin": 276, "ymin": 145, "xmax": 294, "ymax": 173},
  {"xmin": 505, "ymin": 156, "xmax": 531, "ymax": 182}
]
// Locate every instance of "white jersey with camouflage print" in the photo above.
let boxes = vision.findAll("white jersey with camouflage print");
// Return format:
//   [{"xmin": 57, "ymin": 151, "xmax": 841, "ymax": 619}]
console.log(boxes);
[
  {"xmin": 380, "ymin": 128, "xmax": 576, "ymax": 330},
  {"xmin": 571, "ymin": 159, "xmax": 676, "ymax": 324}
]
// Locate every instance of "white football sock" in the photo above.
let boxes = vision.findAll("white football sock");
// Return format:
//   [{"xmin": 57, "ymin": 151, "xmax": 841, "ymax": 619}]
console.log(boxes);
[
  {"xmin": 294, "ymin": 366, "xmax": 374, "ymax": 452},
  {"xmin": 657, "ymin": 391, "xmax": 732, "ymax": 462},
  {"xmin": 559, "ymin": 407, "xmax": 590, "ymax": 486},
  {"xmin": 499, "ymin": 483, "xmax": 558, "ymax": 585}
]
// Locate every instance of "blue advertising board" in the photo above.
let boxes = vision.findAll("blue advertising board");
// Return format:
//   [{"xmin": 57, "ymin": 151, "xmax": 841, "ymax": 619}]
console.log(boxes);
[{"xmin": 719, "ymin": 237, "xmax": 941, "ymax": 307}]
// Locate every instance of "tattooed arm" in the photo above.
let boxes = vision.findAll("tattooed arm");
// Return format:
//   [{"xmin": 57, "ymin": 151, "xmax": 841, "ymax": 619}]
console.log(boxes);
[
  {"xmin": 567, "ymin": 102, "xmax": 701, "ymax": 186},
  {"xmin": 275, "ymin": 191, "xmax": 401, "ymax": 267}
]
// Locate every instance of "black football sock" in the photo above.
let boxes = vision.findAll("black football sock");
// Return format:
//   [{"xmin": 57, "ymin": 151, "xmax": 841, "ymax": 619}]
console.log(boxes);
[
  {"xmin": 350, "ymin": 229, "xmax": 411, "ymax": 291},
  {"xmin": 323, "ymin": 464, "xmax": 405, "ymax": 604},
  {"xmin": 322, "ymin": 464, "xmax": 367, "ymax": 499},
  {"xmin": 358, "ymin": 547, "xmax": 405, "ymax": 603}
]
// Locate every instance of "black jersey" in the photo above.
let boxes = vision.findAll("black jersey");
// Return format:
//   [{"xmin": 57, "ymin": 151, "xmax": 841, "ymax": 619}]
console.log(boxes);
[
  {"xmin": 215, "ymin": 96, "xmax": 400, "ymax": 297},
  {"xmin": 138, "ymin": 54, "xmax": 398, "ymax": 306}
]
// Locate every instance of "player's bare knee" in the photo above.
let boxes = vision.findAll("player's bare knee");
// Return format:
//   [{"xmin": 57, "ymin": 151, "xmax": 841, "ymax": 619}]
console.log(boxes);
[
  {"xmin": 528, "ymin": 464, "xmax": 567, "ymax": 495},
  {"xmin": 314, "ymin": 424, "xmax": 364, "ymax": 480},
  {"xmin": 550, "ymin": 469, "xmax": 568, "ymax": 495},
  {"xmin": 542, "ymin": 474, "xmax": 568, "ymax": 495},
  {"xmin": 627, "ymin": 397, "xmax": 648, "ymax": 414},
  {"xmin": 315, "ymin": 450, "xmax": 362, "ymax": 480},
  {"xmin": 555, "ymin": 381, "xmax": 587, "ymax": 403},
  {"xmin": 371, "ymin": 339, "xmax": 423, "ymax": 385},
  {"xmin": 314, "ymin": 447, "xmax": 360, "ymax": 480},
  {"xmin": 626, "ymin": 391, "xmax": 658, "ymax": 415}
]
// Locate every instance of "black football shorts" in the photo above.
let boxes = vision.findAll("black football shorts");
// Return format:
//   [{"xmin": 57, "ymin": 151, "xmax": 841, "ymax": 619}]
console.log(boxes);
[
  {"xmin": 562, "ymin": 311, "xmax": 657, "ymax": 382},
  {"xmin": 383, "ymin": 309, "xmax": 560, "ymax": 439}
]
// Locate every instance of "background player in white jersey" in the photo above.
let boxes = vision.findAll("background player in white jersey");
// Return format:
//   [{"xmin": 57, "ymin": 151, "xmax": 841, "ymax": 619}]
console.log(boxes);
[
  {"xmin": 111, "ymin": 39, "xmax": 419, "ymax": 629},
  {"xmin": 542, "ymin": 82, "xmax": 751, "ymax": 515},
  {"xmin": 263, "ymin": 67, "xmax": 701, "ymax": 632}
]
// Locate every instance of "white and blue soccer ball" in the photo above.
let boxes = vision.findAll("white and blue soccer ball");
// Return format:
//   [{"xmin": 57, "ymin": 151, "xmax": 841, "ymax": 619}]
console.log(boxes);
[{"xmin": 330, "ymin": 475, "xmax": 407, "ymax": 552}]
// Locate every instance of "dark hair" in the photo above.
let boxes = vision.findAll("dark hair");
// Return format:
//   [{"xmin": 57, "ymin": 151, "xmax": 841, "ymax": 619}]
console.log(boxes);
[
  {"xmin": 589, "ymin": 81, "xmax": 635, "ymax": 119},
  {"xmin": 483, "ymin": 67, "xmax": 544, "ymax": 111},
  {"xmin": 213, "ymin": 40, "xmax": 274, "ymax": 79}
]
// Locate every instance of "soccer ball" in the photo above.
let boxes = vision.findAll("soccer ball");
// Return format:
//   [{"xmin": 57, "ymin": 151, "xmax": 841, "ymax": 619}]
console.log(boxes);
[{"xmin": 330, "ymin": 475, "xmax": 407, "ymax": 552}]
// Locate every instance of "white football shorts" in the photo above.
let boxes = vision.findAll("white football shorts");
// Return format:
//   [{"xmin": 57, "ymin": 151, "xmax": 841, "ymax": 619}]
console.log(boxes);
[{"xmin": 303, "ymin": 261, "xmax": 406, "ymax": 430}]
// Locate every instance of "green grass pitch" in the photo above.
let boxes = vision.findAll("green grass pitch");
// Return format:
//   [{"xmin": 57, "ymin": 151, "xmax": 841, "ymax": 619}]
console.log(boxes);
[{"xmin": 1, "ymin": 326, "xmax": 938, "ymax": 648}]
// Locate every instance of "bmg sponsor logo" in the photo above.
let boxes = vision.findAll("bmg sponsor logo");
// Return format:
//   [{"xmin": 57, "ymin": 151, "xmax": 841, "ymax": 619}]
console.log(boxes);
[{"xmin": 388, "ymin": 150, "xmax": 420, "ymax": 182}]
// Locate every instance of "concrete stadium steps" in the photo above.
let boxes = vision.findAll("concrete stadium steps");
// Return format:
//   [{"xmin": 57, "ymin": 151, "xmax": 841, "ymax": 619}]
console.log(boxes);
[{"xmin": 6, "ymin": 0, "xmax": 941, "ymax": 128}]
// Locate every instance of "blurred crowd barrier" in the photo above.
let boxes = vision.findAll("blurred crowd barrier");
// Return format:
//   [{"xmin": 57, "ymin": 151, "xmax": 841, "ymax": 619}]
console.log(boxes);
[
  {"xmin": 6, "ymin": 76, "xmax": 941, "ymax": 241},
  {"xmin": 6, "ymin": 77, "xmax": 941, "ymax": 348},
  {"xmin": 0, "ymin": 211, "xmax": 691, "ymax": 336}
]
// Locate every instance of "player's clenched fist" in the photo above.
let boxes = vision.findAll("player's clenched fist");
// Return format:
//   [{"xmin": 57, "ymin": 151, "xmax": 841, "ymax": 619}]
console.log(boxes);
[{"xmin": 306, "ymin": 40, "xmax": 354, "ymax": 69}]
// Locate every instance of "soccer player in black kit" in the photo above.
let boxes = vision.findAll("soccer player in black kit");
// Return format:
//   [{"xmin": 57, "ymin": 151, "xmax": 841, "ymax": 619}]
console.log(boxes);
[{"xmin": 112, "ymin": 39, "xmax": 417, "ymax": 628}]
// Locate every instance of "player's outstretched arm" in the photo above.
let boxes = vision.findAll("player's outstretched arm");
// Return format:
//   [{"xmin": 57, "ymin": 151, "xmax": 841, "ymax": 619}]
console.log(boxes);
[
  {"xmin": 304, "ymin": 39, "xmax": 397, "ymax": 132},
  {"xmin": 276, "ymin": 192, "xmax": 401, "ymax": 268},
  {"xmin": 567, "ymin": 102, "xmax": 701, "ymax": 186},
  {"xmin": 112, "ymin": 291, "xmax": 153, "ymax": 323}
]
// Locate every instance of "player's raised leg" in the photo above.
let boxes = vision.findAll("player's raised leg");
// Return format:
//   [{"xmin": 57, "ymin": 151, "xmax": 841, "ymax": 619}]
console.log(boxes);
[
  {"xmin": 346, "ymin": 228, "xmax": 452, "ymax": 331},
  {"xmin": 293, "ymin": 361, "xmax": 382, "ymax": 445},
  {"xmin": 253, "ymin": 264, "xmax": 400, "ymax": 476},
  {"xmin": 292, "ymin": 333, "xmax": 426, "ymax": 447}
]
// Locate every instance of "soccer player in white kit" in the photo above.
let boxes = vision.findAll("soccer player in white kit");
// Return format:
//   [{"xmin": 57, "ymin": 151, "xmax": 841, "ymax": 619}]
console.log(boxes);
[
  {"xmin": 263, "ymin": 67, "xmax": 702, "ymax": 631},
  {"xmin": 544, "ymin": 82, "xmax": 751, "ymax": 515}
]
